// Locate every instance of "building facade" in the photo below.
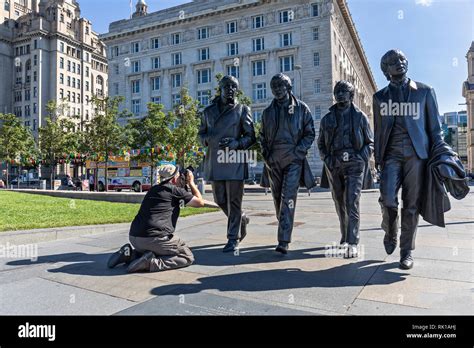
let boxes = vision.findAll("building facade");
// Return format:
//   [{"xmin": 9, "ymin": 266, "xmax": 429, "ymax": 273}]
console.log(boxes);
[
  {"xmin": 442, "ymin": 111, "xmax": 468, "ymax": 166},
  {"xmin": 101, "ymin": 0, "xmax": 377, "ymax": 175},
  {"xmin": 0, "ymin": 0, "xmax": 108, "ymax": 180},
  {"xmin": 462, "ymin": 41, "xmax": 474, "ymax": 174}
]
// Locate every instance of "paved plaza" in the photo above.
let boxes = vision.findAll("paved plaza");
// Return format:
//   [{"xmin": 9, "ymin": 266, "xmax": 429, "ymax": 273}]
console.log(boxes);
[{"xmin": 0, "ymin": 189, "xmax": 472, "ymax": 315}]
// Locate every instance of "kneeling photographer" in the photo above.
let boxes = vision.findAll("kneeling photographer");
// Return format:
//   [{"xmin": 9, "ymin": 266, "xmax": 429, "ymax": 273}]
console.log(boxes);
[{"xmin": 107, "ymin": 164, "xmax": 205, "ymax": 273}]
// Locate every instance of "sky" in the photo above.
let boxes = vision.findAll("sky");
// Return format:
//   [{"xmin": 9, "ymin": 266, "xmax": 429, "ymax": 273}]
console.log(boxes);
[{"xmin": 79, "ymin": 0, "xmax": 474, "ymax": 114}]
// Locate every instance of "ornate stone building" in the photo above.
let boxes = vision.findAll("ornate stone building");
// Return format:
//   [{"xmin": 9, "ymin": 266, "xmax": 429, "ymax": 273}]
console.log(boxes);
[
  {"xmin": 102, "ymin": 0, "xmax": 376, "ymax": 175},
  {"xmin": 462, "ymin": 41, "xmax": 474, "ymax": 174},
  {"xmin": 0, "ymin": 0, "xmax": 108, "ymax": 180}
]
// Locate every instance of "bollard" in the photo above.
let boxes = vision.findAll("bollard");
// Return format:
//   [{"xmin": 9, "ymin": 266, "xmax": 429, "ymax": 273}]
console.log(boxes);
[{"xmin": 197, "ymin": 178, "xmax": 205, "ymax": 195}]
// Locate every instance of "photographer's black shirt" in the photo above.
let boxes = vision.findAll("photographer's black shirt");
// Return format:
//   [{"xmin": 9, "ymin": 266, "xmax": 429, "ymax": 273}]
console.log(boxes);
[{"xmin": 129, "ymin": 182, "xmax": 194, "ymax": 238}]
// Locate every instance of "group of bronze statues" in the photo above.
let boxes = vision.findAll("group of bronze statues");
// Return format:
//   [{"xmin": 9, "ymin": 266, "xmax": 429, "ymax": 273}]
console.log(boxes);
[{"xmin": 199, "ymin": 49, "xmax": 469, "ymax": 270}]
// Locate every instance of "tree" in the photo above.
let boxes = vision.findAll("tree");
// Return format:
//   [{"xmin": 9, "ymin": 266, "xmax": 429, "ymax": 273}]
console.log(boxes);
[
  {"xmin": 170, "ymin": 87, "xmax": 204, "ymax": 169},
  {"xmin": 0, "ymin": 113, "xmax": 37, "ymax": 187},
  {"xmin": 38, "ymin": 100, "xmax": 80, "ymax": 189},
  {"xmin": 126, "ymin": 102, "xmax": 175, "ymax": 184},
  {"xmin": 87, "ymin": 96, "xmax": 129, "ymax": 191}
]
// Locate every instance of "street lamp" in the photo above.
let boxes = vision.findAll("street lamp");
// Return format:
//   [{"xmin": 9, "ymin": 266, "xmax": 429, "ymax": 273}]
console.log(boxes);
[{"xmin": 294, "ymin": 65, "xmax": 303, "ymax": 100}]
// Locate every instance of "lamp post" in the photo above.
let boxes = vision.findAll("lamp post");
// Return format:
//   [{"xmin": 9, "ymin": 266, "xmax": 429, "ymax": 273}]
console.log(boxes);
[{"xmin": 294, "ymin": 65, "xmax": 303, "ymax": 100}]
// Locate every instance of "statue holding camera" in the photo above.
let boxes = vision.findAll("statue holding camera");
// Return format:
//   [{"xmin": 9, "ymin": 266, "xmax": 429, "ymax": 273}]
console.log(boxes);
[
  {"xmin": 318, "ymin": 80, "xmax": 374, "ymax": 258},
  {"xmin": 199, "ymin": 76, "xmax": 256, "ymax": 252}
]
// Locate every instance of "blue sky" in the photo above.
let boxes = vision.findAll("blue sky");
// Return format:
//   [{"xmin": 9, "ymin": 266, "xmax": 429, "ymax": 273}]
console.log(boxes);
[{"xmin": 79, "ymin": 0, "xmax": 473, "ymax": 114}]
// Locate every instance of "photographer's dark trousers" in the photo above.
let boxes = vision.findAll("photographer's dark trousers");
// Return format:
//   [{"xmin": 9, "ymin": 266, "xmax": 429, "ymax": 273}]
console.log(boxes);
[
  {"xmin": 212, "ymin": 180, "xmax": 245, "ymax": 240},
  {"xmin": 129, "ymin": 235, "xmax": 194, "ymax": 272},
  {"xmin": 379, "ymin": 135, "xmax": 426, "ymax": 252},
  {"xmin": 267, "ymin": 159, "xmax": 302, "ymax": 243},
  {"xmin": 326, "ymin": 154, "xmax": 365, "ymax": 245}
]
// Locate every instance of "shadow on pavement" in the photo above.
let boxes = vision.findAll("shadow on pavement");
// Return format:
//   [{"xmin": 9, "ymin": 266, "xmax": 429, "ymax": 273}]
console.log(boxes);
[{"xmin": 149, "ymin": 260, "xmax": 407, "ymax": 296}]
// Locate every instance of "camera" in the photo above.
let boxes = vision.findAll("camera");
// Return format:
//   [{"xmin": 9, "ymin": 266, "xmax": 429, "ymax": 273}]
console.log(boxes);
[{"xmin": 178, "ymin": 166, "xmax": 195, "ymax": 191}]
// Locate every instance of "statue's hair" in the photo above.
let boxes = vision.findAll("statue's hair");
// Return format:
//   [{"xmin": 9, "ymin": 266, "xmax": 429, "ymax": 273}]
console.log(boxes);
[
  {"xmin": 270, "ymin": 73, "xmax": 293, "ymax": 91},
  {"xmin": 218, "ymin": 75, "xmax": 240, "ymax": 90},
  {"xmin": 334, "ymin": 80, "xmax": 355, "ymax": 101},
  {"xmin": 380, "ymin": 49, "xmax": 408, "ymax": 81}
]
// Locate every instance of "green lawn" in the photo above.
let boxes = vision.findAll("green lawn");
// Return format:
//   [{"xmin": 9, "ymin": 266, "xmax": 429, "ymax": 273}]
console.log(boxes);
[{"xmin": 0, "ymin": 191, "xmax": 217, "ymax": 232}]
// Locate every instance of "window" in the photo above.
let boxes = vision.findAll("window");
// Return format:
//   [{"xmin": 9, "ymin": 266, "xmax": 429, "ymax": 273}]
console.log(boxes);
[
  {"xmin": 151, "ymin": 38, "xmax": 160, "ymax": 49},
  {"xmin": 252, "ymin": 15, "xmax": 264, "ymax": 29},
  {"xmin": 252, "ymin": 60, "xmax": 266, "ymax": 76},
  {"xmin": 72, "ymin": 77, "xmax": 76, "ymax": 88},
  {"xmin": 253, "ymin": 111, "xmax": 262, "ymax": 123},
  {"xmin": 72, "ymin": 62, "xmax": 76, "ymax": 73},
  {"xmin": 33, "ymin": 87, "xmax": 37, "ymax": 98},
  {"xmin": 314, "ymin": 105, "xmax": 321, "ymax": 120},
  {"xmin": 152, "ymin": 57, "xmax": 160, "ymax": 69},
  {"xmin": 313, "ymin": 52, "xmax": 320, "ymax": 67},
  {"xmin": 312, "ymin": 3, "xmax": 319, "ymax": 17},
  {"xmin": 172, "ymin": 52, "xmax": 182, "ymax": 66},
  {"xmin": 131, "ymin": 41, "xmax": 140, "ymax": 53},
  {"xmin": 25, "ymin": 105, "xmax": 30, "ymax": 117},
  {"xmin": 85, "ymin": 26, "xmax": 89, "ymax": 35},
  {"xmin": 67, "ymin": 60, "xmax": 71, "ymax": 71},
  {"xmin": 132, "ymin": 80, "xmax": 140, "ymax": 94},
  {"xmin": 77, "ymin": 65, "xmax": 81, "ymax": 74},
  {"xmin": 85, "ymin": 81, "xmax": 89, "ymax": 91},
  {"xmin": 60, "ymin": 73, "xmax": 64, "ymax": 84},
  {"xmin": 227, "ymin": 21, "xmax": 237, "ymax": 34},
  {"xmin": 198, "ymin": 48, "xmax": 209, "ymax": 61},
  {"xmin": 77, "ymin": 79, "xmax": 81, "ymax": 89},
  {"xmin": 314, "ymin": 79, "xmax": 321, "ymax": 94},
  {"xmin": 25, "ymin": 90, "xmax": 30, "ymax": 101},
  {"xmin": 226, "ymin": 65, "xmax": 240, "ymax": 78},
  {"xmin": 279, "ymin": 10, "xmax": 293, "ymax": 23},
  {"xmin": 34, "ymin": 55, "xmax": 38, "ymax": 66},
  {"xmin": 280, "ymin": 33, "xmax": 292, "ymax": 47},
  {"xmin": 279, "ymin": 56, "xmax": 294, "ymax": 72},
  {"xmin": 111, "ymin": 46, "xmax": 119, "ymax": 57},
  {"xmin": 14, "ymin": 91, "xmax": 22, "ymax": 102},
  {"xmin": 172, "ymin": 73, "xmax": 182, "ymax": 88},
  {"xmin": 151, "ymin": 96, "xmax": 161, "ymax": 104},
  {"xmin": 253, "ymin": 83, "xmax": 267, "ymax": 101},
  {"xmin": 172, "ymin": 94, "xmax": 181, "ymax": 105},
  {"xmin": 4, "ymin": 1, "xmax": 10, "ymax": 11},
  {"xmin": 132, "ymin": 60, "xmax": 140, "ymax": 73},
  {"xmin": 67, "ymin": 76, "xmax": 71, "ymax": 86},
  {"xmin": 132, "ymin": 99, "xmax": 140, "ymax": 115},
  {"xmin": 197, "ymin": 90, "xmax": 211, "ymax": 106},
  {"xmin": 33, "ymin": 103, "xmax": 37, "ymax": 114},
  {"xmin": 227, "ymin": 42, "xmax": 238, "ymax": 56},
  {"xmin": 197, "ymin": 69, "xmax": 211, "ymax": 84},
  {"xmin": 114, "ymin": 83, "xmax": 119, "ymax": 95},
  {"xmin": 85, "ymin": 67, "xmax": 89, "ymax": 77},
  {"xmin": 313, "ymin": 27, "xmax": 319, "ymax": 41},
  {"xmin": 114, "ymin": 64, "xmax": 119, "ymax": 74},
  {"xmin": 60, "ymin": 14, "xmax": 64, "ymax": 23},
  {"xmin": 172, "ymin": 33, "xmax": 181, "ymax": 45},
  {"xmin": 197, "ymin": 27, "xmax": 209, "ymax": 40},
  {"xmin": 33, "ymin": 71, "xmax": 37, "ymax": 82},
  {"xmin": 151, "ymin": 76, "xmax": 160, "ymax": 91},
  {"xmin": 252, "ymin": 37, "xmax": 264, "ymax": 52},
  {"xmin": 67, "ymin": 91, "xmax": 70, "ymax": 101},
  {"xmin": 60, "ymin": 42, "xmax": 64, "ymax": 52}
]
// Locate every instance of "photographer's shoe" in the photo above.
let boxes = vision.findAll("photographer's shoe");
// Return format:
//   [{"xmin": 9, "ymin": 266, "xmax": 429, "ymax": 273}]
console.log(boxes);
[
  {"xmin": 107, "ymin": 243, "xmax": 133, "ymax": 269},
  {"xmin": 127, "ymin": 251, "xmax": 155, "ymax": 273},
  {"xmin": 222, "ymin": 239, "xmax": 239, "ymax": 253},
  {"xmin": 239, "ymin": 214, "xmax": 250, "ymax": 242}
]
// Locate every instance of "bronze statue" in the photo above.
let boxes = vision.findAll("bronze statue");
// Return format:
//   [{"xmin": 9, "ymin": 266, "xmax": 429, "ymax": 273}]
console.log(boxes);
[
  {"xmin": 199, "ymin": 76, "xmax": 256, "ymax": 252},
  {"xmin": 260, "ymin": 73, "xmax": 316, "ymax": 254},
  {"xmin": 373, "ymin": 49, "xmax": 465, "ymax": 269},
  {"xmin": 319, "ymin": 80, "xmax": 374, "ymax": 258}
]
